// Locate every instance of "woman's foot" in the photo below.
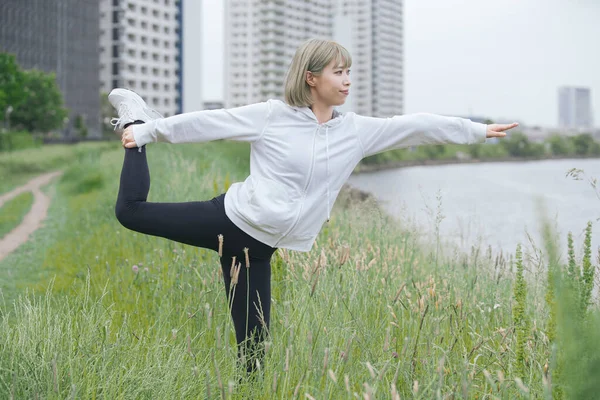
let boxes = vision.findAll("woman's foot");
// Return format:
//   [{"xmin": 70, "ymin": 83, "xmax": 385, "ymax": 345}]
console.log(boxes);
[{"xmin": 108, "ymin": 88, "xmax": 163, "ymax": 131}]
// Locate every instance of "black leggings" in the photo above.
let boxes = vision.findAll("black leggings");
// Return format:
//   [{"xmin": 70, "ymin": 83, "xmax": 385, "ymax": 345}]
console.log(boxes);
[{"xmin": 114, "ymin": 128, "xmax": 276, "ymax": 373}]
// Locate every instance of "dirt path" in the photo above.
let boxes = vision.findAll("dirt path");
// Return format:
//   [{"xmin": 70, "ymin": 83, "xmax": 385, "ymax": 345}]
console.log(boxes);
[{"xmin": 0, "ymin": 171, "xmax": 63, "ymax": 262}]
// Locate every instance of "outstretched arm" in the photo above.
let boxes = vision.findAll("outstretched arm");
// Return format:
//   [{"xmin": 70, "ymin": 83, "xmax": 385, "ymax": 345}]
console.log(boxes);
[
  {"xmin": 122, "ymin": 101, "xmax": 273, "ymax": 148},
  {"xmin": 353, "ymin": 112, "xmax": 518, "ymax": 158}
]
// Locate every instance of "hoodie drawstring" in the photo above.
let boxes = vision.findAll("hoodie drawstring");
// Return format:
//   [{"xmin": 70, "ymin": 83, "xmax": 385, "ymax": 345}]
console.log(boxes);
[{"xmin": 325, "ymin": 126, "xmax": 330, "ymax": 222}]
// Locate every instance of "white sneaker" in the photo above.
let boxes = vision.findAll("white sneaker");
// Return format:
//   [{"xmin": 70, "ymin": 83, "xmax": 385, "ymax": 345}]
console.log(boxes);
[{"xmin": 108, "ymin": 88, "xmax": 163, "ymax": 131}]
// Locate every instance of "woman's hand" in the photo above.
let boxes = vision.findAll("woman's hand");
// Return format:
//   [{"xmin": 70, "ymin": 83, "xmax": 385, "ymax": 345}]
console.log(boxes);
[
  {"xmin": 121, "ymin": 126, "xmax": 137, "ymax": 148},
  {"xmin": 486, "ymin": 122, "xmax": 519, "ymax": 138}
]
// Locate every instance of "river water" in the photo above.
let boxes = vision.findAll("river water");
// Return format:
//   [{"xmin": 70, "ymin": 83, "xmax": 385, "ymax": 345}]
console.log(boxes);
[{"xmin": 347, "ymin": 158, "xmax": 600, "ymax": 258}]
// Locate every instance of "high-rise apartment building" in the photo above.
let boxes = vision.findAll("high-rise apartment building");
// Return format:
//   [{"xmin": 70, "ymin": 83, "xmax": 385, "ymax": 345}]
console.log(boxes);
[
  {"xmin": 333, "ymin": 0, "xmax": 403, "ymax": 117},
  {"xmin": 182, "ymin": 0, "xmax": 203, "ymax": 113},
  {"xmin": 224, "ymin": 0, "xmax": 403, "ymax": 117},
  {"xmin": 371, "ymin": 0, "xmax": 403, "ymax": 117},
  {"xmin": 224, "ymin": 0, "xmax": 333, "ymax": 108},
  {"xmin": 100, "ymin": 0, "xmax": 183, "ymax": 116},
  {"xmin": 558, "ymin": 86, "xmax": 593, "ymax": 131},
  {"xmin": 0, "ymin": 0, "xmax": 101, "ymax": 136}
]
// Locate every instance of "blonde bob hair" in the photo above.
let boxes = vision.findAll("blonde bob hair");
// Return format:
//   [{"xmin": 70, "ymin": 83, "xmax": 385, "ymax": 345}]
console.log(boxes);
[{"xmin": 284, "ymin": 38, "xmax": 352, "ymax": 107}]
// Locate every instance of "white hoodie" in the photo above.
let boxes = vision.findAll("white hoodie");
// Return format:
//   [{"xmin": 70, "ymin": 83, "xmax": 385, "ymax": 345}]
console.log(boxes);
[{"xmin": 132, "ymin": 99, "xmax": 487, "ymax": 252}]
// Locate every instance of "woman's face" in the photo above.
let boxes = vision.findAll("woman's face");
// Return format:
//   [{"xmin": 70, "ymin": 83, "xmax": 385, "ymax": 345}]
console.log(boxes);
[{"xmin": 306, "ymin": 59, "xmax": 351, "ymax": 106}]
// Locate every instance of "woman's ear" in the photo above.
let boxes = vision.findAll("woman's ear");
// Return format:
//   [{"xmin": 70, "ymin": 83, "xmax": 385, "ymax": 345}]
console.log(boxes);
[{"xmin": 305, "ymin": 71, "xmax": 316, "ymax": 87}]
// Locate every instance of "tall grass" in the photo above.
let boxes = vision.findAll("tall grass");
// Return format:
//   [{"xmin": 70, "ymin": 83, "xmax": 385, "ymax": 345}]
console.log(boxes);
[
  {"xmin": 0, "ymin": 142, "xmax": 115, "ymax": 194},
  {"xmin": 0, "ymin": 192, "xmax": 34, "ymax": 238},
  {"xmin": 0, "ymin": 141, "xmax": 598, "ymax": 398}
]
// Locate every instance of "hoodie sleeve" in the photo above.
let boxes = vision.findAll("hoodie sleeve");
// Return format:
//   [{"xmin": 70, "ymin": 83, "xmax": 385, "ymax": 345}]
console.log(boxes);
[
  {"xmin": 131, "ymin": 100, "xmax": 273, "ymax": 147},
  {"xmin": 353, "ymin": 112, "xmax": 488, "ymax": 158}
]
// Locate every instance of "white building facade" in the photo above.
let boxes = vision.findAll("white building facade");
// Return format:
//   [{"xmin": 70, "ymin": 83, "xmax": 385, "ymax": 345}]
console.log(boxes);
[
  {"xmin": 225, "ymin": 0, "xmax": 403, "ymax": 117},
  {"xmin": 100, "ymin": 0, "xmax": 182, "ymax": 116},
  {"xmin": 371, "ymin": 0, "xmax": 403, "ymax": 117},
  {"xmin": 558, "ymin": 86, "xmax": 594, "ymax": 131},
  {"xmin": 224, "ymin": 0, "xmax": 334, "ymax": 108},
  {"xmin": 333, "ymin": 0, "xmax": 403, "ymax": 117}
]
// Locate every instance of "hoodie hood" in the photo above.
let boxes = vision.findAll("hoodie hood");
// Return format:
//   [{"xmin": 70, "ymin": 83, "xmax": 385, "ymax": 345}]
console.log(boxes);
[{"xmin": 290, "ymin": 105, "xmax": 344, "ymax": 128}]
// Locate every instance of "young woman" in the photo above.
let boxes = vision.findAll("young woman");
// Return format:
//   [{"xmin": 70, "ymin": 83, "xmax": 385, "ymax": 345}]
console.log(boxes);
[{"xmin": 110, "ymin": 38, "xmax": 518, "ymax": 374}]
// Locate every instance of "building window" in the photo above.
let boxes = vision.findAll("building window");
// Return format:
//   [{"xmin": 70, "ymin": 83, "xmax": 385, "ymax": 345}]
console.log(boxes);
[
  {"xmin": 112, "ymin": 45, "xmax": 119, "ymax": 57},
  {"xmin": 152, "ymin": 24, "xmax": 159, "ymax": 32},
  {"xmin": 141, "ymin": 51, "xmax": 147, "ymax": 59},
  {"xmin": 112, "ymin": 79, "xmax": 119, "ymax": 89},
  {"xmin": 163, "ymin": 55, "xmax": 169, "ymax": 62},
  {"xmin": 141, "ymin": 81, "xmax": 148, "ymax": 89},
  {"xmin": 153, "ymin": 83, "xmax": 159, "ymax": 90},
  {"xmin": 141, "ymin": 6, "xmax": 147, "ymax": 14},
  {"xmin": 164, "ymin": 26, "xmax": 170, "ymax": 34},
  {"xmin": 112, "ymin": 10, "xmax": 119, "ymax": 23},
  {"xmin": 152, "ymin": 53, "xmax": 159, "ymax": 61},
  {"xmin": 112, "ymin": 27, "xmax": 119, "ymax": 41},
  {"xmin": 141, "ymin": 36, "xmax": 147, "ymax": 44},
  {"xmin": 141, "ymin": 66, "xmax": 147, "ymax": 73},
  {"xmin": 128, "ymin": 2, "xmax": 135, "ymax": 11},
  {"xmin": 141, "ymin": 21, "xmax": 147, "ymax": 29},
  {"xmin": 113, "ymin": 0, "xmax": 120, "ymax": 6},
  {"xmin": 112, "ymin": 62, "xmax": 119, "ymax": 75},
  {"xmin": 152, "ymin": 9, "xmax": 159, "ymax": 17},
  {"xmin": 164, "ymin": 84, "xmax": 170, "ymax": 91}
]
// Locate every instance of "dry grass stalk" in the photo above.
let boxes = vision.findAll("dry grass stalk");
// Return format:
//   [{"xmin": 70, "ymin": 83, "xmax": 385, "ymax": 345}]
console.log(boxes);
[
  {"xmin": 217, "ymin": 234, "xmax": 223, "ymax": 257},
  {"xmin": 229, "ymin": 256, "xmax": 237, "ymax": 277},
  {"xmin": 231, "ymin": 263, "xmax": 241, "ymax": 285},
  {"xmin": 243, "ymin": 247, "xmax": 250, "ymax": 268},
  {"xmin": 339, "ymin": 244, "xmax": 350, "ymax": 266},
  {"xmin": 328, "ymin": 369, "xmax": 337, "ymax": 383}
]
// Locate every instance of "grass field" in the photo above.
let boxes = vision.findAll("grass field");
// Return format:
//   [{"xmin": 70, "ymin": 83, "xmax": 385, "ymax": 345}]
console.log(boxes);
[
  {"xmin": 0, "ymin": 191, "xmax": 34, "ymax": 239},
  {"xmin": 0, "ymin": 141, "xmax": 598, "ymax": 399},
  {"xmin": 0, "ymin": 142, "xmax": 115, "ymax": 194}
]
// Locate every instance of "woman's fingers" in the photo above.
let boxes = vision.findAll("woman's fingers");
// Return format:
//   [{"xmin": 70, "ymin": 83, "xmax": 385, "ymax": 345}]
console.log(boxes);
[
  {"xmin": 491, "ymin": 122, "xmax": 519, "ymax": 132},
  {"xmin": 499, "ymin": 122, "xmax": 519, "ymax": 131},
  {"xmin": 486, "ymin": 122, "xmax": 519, "ymax": 138},
  {"xmin": 120, "ymin": 127, "xmax": 137, "ymax": 148}
]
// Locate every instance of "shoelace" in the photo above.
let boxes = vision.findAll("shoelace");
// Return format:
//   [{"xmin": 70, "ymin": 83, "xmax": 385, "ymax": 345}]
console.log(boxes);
[{"xmin": 109, "ymin": 103, "xmax": 134, "ymax": 130}]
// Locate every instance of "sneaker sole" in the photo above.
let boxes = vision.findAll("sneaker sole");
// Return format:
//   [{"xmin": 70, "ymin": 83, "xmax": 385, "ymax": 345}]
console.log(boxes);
[{"xmin": 108, "ymin": 88, "xmax": 164, "ymax": 122}]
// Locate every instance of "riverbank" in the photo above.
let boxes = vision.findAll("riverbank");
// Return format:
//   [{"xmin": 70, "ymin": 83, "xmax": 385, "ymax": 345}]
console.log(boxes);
[{"xmin": 354, "ymin": 154, "xmax": 600, "ymax": 174}]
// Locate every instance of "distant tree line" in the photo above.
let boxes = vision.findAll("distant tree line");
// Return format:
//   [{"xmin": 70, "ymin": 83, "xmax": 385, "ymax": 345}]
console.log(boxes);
[
  {"xmin": 0, "ymin": 53, "xmax": 68, "ymax": 133},
  {"xmin": 362, "ymin": 128, "xmax": 600, "ymax": 166}
]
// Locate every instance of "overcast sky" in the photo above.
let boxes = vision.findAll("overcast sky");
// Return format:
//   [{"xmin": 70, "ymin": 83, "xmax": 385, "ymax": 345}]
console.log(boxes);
[{"xmin": 195, "ymin": 0, "xmax": 599, "ymax": 127}]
